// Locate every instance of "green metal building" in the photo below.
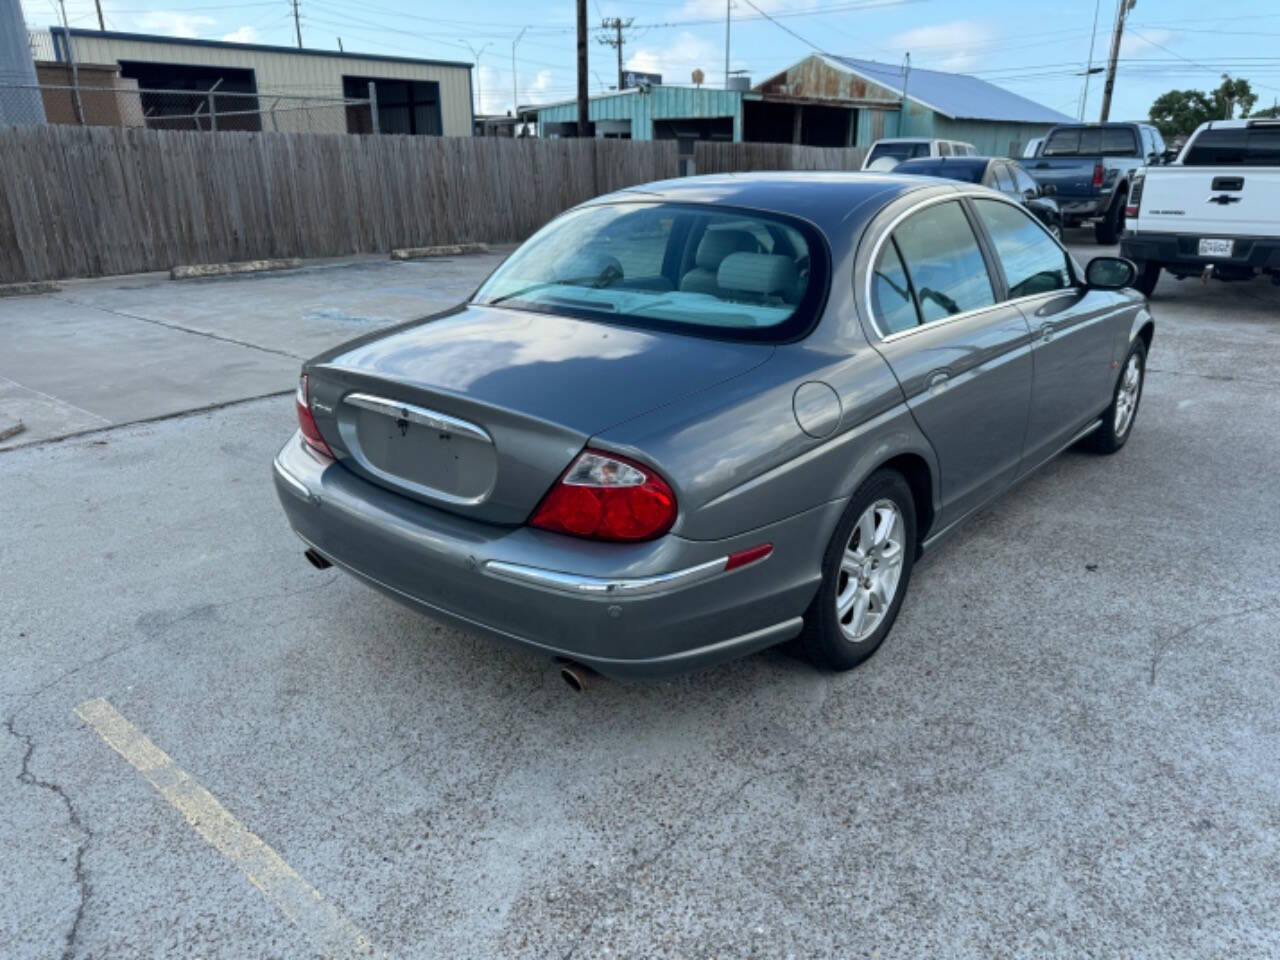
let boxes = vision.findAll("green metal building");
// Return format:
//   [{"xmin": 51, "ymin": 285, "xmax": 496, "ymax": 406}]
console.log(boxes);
[{"xmin": 528, "ymin": 55, "xmax": 1072, "ymax": 158}]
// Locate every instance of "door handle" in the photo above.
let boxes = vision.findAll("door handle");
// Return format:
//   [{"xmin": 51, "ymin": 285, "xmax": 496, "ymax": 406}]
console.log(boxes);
[
  {"xmin": 1038, "ymin": 322, "xmax": 1054, "ymax": 342},
  {"xmin": 926, "ymin": 370, "xmax": 950, "ymax": 394}
]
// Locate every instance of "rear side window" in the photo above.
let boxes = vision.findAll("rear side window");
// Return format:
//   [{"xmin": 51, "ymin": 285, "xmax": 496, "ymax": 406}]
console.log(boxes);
[
  {"xmin": 972, "ymin": 199, "xmax": 1072, "ymax": 299},
  {"xmin": 870, "ymin": 240, "xmax": 920, "ymax": 334},
  {"xmin": 938, "ymin": 141, "xmax": 953, "ymax": 156},
  {"xmin": 889, "ymin": 201, "xmax": 996, "ymax": 324},
  {"xmin": 1184, "ymin": 126, "xmax": 1280, "ymax": 165}
]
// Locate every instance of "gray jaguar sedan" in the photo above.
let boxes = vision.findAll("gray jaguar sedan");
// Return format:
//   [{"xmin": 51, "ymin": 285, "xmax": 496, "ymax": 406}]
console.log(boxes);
[{"xmin": 273, "ymin": 173, "xmax": 1153, "ymax": 678}]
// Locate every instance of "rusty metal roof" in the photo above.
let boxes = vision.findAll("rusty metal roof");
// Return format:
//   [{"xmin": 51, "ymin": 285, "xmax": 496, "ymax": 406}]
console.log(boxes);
[{"xmin": 823, "ymin": 56, "xmax": 1074, "ymax": 124}]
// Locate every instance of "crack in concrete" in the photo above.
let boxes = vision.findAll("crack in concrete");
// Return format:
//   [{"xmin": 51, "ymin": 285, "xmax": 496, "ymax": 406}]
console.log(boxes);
[
  {"xmin": 48, "ymin": 295, "xmax": 305, "ymax": 361},
  {"xmin": 5, "ymin": 716, "xmax": 92, "ymax": 960},
  {"xmin": 1146, "ymin": 365, "xmax": 1280, "ymax": 389},
  {"xmin": 1149, "ymin": 601, "xmax": 1278, "ymax": 685},
  {"xmin": 0, "ymin": 389, "xmax": 293, "ymax": 455}
]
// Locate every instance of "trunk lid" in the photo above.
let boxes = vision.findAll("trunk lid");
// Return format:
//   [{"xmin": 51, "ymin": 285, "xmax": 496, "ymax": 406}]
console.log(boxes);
[{"xmin": 305, "ymin": 304, "xmax": 773, "ymax": 524}]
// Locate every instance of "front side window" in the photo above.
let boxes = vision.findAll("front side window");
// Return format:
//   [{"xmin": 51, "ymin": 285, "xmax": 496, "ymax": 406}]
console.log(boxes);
[
  {"xmin": 992, "ymin": 163, "xmax": 1016, "ymax": 192},
  {"xmin": 473, "ymin": 202, "xmax": 823, "ymax": 342},
  {"xmin": 890, "ymin": 201, "xmax": 996, "ymax": 323},
  {"xmin": 973, "ymin": 199, "xmax": 1073, "ymax": 299}
]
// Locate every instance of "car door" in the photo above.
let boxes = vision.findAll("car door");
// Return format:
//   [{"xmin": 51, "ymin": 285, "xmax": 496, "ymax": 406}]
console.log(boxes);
[
  {"xmin": 969, "ymin": 197, "xmax": 1118, "ymax": 470},
  {"xmin": 867, "ymin": 198, "xmax": 1034, "ymax": 528}
]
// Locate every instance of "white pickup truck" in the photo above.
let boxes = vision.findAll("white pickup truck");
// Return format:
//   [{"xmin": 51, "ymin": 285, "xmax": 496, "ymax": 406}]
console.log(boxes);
[{"xmin": 1120, "ymin": 118, "xmax": 1280, "ymax": 296}]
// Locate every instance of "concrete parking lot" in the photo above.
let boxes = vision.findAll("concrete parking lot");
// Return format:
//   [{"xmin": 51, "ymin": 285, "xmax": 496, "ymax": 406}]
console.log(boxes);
[{"xmin": 2, "ymin": 240, "xmax": 1278, "ymax": 958}]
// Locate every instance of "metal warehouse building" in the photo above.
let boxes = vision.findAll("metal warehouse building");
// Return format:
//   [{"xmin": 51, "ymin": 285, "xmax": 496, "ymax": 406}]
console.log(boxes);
[
  {"xmin": 529, "ymin": 54, "xmax": 1071, "ymax": 157},
  {"xmin": 34, "ymin": 28, "xmax": 474, "ymax": 136}
]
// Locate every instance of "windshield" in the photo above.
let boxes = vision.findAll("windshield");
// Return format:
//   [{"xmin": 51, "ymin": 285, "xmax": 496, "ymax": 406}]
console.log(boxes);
[
  {"xmin": 1042, "ymin": 126, "xmax": 1139, "ymax": 157},
  {"xmin": 868, "ymin": 141, "xmax": 930, "ymax": 165},
  {"xmin": 473, "ymin": 202, "xmax": 825, "ymax": 342}
]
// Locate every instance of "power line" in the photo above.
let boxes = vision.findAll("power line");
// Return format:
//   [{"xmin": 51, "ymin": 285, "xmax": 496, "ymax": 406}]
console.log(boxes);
[{"xmin": 735, "ymin": 0, "xmax": 824, "ymax": 54}]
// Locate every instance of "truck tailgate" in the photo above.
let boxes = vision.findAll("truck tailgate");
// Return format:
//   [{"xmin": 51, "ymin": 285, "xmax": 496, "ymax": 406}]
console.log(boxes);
[
  {"xmin": 1023, "ymin": 156, "xmax": 1100, "ymax": 200},
  {"xmin": 1137, "ymin": 167, "xmax": 1280, "ymax": 236}
]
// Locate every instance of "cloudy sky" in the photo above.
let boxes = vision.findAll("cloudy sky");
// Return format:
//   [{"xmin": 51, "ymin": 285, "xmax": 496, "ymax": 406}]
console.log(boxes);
[{"xmin": 21, "ymin": 0, "xmax": 1280, "ymax": 121}]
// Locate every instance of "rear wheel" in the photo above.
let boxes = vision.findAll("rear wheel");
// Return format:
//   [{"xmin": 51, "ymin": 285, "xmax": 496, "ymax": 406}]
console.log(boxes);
[
  {"xmin": 797, "ymin": 469, "xmax": 917, "ymax": 671},
  {"xmin": 1089, "ymin": 338, "xmax": 1146, "ymax": 454},
  {"xmin": 1094, "ymin": 193, "xmax": 1124, "ymax": 245},
  {"xmin": 1135, "ymin": 261, "xmax": 1160, "ymax": 297}
]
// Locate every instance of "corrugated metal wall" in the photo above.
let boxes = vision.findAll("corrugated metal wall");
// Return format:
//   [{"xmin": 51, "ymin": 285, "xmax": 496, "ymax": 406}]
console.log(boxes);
[
  {"xmin": 536, "ymin": 87, "xmax": 745, "ymax": 141},
  {"xmin": 59, "ymin": 34, "xmax": 473, "ymax": 136},
  {"xmin": 931, "ymin": 117, "xmax": 1058, "ymax": 157}
]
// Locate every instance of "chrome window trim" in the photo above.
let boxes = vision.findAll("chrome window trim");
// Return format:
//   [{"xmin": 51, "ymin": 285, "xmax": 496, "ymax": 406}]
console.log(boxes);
[
  {"xmin": 863, "ymin": 190, "xmax": 1079, "ymax": 344},
  {"xmin": 483, "ymin": 555, "xmax": 736, "ymax": 597},
  {"xmin": 344, "ymin": 393, "xmax": 493, "ymax": 445}
]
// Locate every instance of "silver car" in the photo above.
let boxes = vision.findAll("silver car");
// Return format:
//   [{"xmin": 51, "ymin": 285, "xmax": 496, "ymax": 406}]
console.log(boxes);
[{"xmin": 274, "ymin": 173, "xmax": 1153, "ymax": 678}]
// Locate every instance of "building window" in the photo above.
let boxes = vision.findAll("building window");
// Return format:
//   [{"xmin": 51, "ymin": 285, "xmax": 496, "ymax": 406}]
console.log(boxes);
[
  {"xmin": 343, "ymin": 76, "xmax": 442, "ymax": 135},
  {"xmin": 117, "ymin": 61, "xmax": 260, "ymax": 131}
]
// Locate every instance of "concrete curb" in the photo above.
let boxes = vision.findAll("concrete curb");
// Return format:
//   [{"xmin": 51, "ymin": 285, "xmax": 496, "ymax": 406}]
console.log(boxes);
[
  {"xmin": 170, "ymin": 258, "xmax": 303, "ymax": 280},
  {"xmin": 390, "ymin": 243, "xmax": 489, "ymax": 261},
  {"xmin": 0, "ymin": 281, "xmax": 60, "ymax": 298}
]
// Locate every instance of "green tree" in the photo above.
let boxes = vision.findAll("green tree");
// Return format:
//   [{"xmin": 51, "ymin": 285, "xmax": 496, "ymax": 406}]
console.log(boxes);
[
  {"xmin": 1250, "ymin": 102, "xmax": 1280, "ymax": 119},
  {"xmin": 1213, "ymin": 74, "xmax": 1257, "ymax": 119},
  {"xmin": 1148, "ymin": 89, "xmax": 1215, "ymax": 137}
]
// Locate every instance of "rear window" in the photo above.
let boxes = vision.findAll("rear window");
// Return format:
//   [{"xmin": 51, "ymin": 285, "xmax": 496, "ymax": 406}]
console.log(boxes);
[
  {"xmin": 1042, "ymin": 126, "xmax": 1139, "ymax": 157},
  {"xmin": 1184, "ymin": 125, "xmax": 1280, "ymax": 166},
  {"xmin": 868, "ymin": 141, "xmax": 931, "ymax": 165},
  {"xmin": 473, "ymin": 202, "xmax": 826, "ymax": 342}
]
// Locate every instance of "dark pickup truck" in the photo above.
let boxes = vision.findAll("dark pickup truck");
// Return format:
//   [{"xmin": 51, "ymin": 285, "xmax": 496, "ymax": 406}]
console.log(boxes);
[{"xmin": 1019, "ymin": 122, "xmax": 1166, "ymax": 243}]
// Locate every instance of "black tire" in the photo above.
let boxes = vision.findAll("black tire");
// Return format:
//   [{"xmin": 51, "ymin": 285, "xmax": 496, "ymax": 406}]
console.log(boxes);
[
  {"xmin": 796, "ymin": 469, "xmax": 917, "ymax": 671},
  {"xmin": 1135, "ymin": 261, "xmax": 1160, "ymax": 297},
  {"xmin": 1094, "ymin": 193, "xmax": 1124, "ymax": 245},
  {"xmin": 1088, "ymin": 337, "xmax": 1147, "ymax": 454}
]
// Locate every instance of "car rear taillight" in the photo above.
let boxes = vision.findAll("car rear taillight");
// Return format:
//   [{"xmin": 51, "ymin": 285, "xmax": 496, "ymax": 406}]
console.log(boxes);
[
  {"xmin": 1092, "ymin": 162, "xmax": 1105, "ymax": 188},
  {"xmin": 295, "ymin": 374, "xmax": 334, "ymax": 458},
  {"xmin": 1126, "ymin": 175, "xmax": 1144, "ymax": 218},
  {"xmin": 529, "ymin": 449, "xmax": 677, "ymax": 542}
]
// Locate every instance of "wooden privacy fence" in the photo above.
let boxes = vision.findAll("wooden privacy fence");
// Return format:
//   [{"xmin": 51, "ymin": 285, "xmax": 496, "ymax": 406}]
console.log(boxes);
[
  {"xmin": 0, "ymin": 125, "xmax": 868, "ymax": 284},
  {"xmin": 695, "ymin": 141, "xmax": 867, "ymax": 173},
  {"xmin": 0, "ymin": 126, "xmax": 679, "ymax": 283}
]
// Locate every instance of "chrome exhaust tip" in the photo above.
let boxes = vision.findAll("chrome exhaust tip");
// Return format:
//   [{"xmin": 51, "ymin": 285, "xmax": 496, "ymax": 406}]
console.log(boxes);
[
  {"xmin": 555, "ymin": 657, "xmax": 597, "ymax": 692},
  {"xmin": 303, "ymin": 547, "xmax": 332, "ymax": 570}
]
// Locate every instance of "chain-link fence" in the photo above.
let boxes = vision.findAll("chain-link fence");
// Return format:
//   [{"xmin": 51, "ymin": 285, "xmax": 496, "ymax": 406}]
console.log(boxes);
[{"xmin": 0, "ymin": 82, "xmax": 375, "ymax": 135}]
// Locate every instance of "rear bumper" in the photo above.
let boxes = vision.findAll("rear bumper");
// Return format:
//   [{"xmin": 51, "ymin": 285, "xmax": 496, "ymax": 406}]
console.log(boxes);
[
  {"xmin": 273, "ymin": 433, "xmax": 837, "ymax": 677},
  {"xmin": 1120, "ymin": 232, "xmax": 1280, "ymax": 272},
  {"xmin": 1057, "ymin": 197, "xmax": 1108, "ymax": 222}
]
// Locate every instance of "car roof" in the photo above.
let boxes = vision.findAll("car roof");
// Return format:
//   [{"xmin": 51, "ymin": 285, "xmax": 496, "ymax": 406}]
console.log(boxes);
[{"xmin": 597, "ymin": 172, "xmax": 936, "ymax": 236}]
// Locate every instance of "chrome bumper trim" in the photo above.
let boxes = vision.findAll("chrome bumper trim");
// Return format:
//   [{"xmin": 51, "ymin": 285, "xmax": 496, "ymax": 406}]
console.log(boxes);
[
  {"xmin": 273, "ymin": 454, "xmax": 312, "ymax": 500},
  {"xmin": 483, "ymin": 555, "xmax": 730, "ymax": 597}
]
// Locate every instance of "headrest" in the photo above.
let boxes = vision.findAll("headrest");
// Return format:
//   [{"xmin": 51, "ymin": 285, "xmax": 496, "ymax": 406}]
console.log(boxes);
[
  {"xmin": 717, "ymin": 253, "xmax": 799, "ymax": 297},
  {"xmin": 695, "ymin": 229, "xmax": 758, "ymax": 270}
]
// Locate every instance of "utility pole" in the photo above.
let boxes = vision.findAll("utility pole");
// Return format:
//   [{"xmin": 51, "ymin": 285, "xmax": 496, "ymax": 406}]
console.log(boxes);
[
  {"xmin": 1099, "ymin": 0, "xmax": 1135, "ymax": 123},
  {"xmin": 291, "ymin": 0, "xmax": 302, "ymax": 49},
  {"xmin": 512, "ymin": 27, "xmax": 527, "ymax": 120},
  {"xmin": 597, "ymin": 17, "xmax": 634, "ymax": 90},
  {"xmin": 724, "ymin": 0, "xmax": 731, "ymax": 89},
  {"xmin": 56, "ymin": 1, "xmax": 84, "ymax": 124},
  {"xmin": 1078, "ymin": 0, "xmax": 1102, "ymax": 120},
  {"xmin": 93, "ymin": 0, "xmax": 104, "ymax": 30},
  {"xmin": 461, "ymin": 41, "xmax": 492, "ymax": 115},
  {"xmin": 899, "ymin": 52, "xmax": 910, "ymax": 136},
  {"xmin": 576, "ymin": 0, "xmax": 588, "ymax": 136}
]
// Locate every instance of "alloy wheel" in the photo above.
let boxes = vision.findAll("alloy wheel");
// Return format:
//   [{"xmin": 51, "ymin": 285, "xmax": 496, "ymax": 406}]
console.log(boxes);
[
  {"xmin": 835, "ymin": 499, "xmax": 905, "ymax": 643},
  {"xmin": 1114, "ymin": 353, "xmax": 1142, "ymax": 437}
]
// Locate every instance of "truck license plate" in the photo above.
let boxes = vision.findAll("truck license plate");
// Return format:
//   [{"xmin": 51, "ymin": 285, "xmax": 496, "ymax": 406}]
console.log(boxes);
[{"xmin": 1198, "ymin": 238, "xmax": 1233, "ymax": 257}]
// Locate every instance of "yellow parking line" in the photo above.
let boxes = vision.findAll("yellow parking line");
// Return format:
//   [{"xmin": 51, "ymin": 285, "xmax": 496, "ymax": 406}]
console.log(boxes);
[{"xmin": 74, "ymin": 698, "xmax": 378, "ymax": 959}]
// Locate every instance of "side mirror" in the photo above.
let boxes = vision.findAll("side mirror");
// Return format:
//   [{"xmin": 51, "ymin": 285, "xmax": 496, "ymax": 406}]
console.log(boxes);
[{"xmin": 1085, "ymin": 256, "xmax": 1138, "ymax": 290}]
